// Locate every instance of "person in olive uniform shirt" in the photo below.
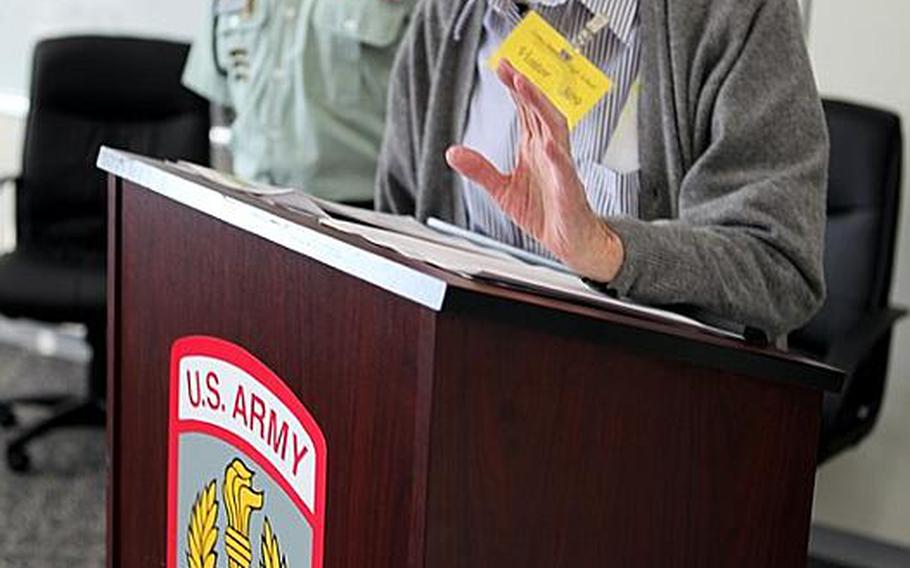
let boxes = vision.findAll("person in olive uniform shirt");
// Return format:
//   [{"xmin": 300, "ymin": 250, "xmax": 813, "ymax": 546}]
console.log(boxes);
[{"xmin": 183, "ymin": 0, "xmax": 416, "ymax": 204}]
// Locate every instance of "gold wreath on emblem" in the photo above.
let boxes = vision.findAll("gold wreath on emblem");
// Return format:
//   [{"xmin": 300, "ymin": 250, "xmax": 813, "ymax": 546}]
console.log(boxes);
[{"xmin": 186, "ymin": 458, "xmax": 289, "ymax": 568}]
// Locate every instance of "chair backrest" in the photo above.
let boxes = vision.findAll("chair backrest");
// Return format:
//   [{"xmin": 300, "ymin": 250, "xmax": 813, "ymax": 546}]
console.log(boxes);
[
  {"xmin": 791, "ymin": 100, "xmax": 903, "ymax": 356},
  {"xmin": 17, "ymin": 36, "xmax": 210, "ymax": 252}
]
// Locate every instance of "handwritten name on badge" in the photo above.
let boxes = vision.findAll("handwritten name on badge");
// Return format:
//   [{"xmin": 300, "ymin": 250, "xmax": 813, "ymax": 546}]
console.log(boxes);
[{"xmin": 490, "ymin": 11, "xmax": 612, "ymax": 130}]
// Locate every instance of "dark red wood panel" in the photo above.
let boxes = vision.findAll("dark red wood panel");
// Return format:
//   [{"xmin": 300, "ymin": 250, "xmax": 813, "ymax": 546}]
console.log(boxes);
[
  {"xmin": 106, "ymin": 176, "xmax": 123, "ymax": 568},
  {"xmin": 424, "ymin": 294, "xmax": 822, "ymax": 567},
  {"xmin": 108, "ymin": 175, "xmax": 826, "ymax": 568},
  {"xmin": 110, "ymin": 182, "xmax": 436, "ymax": 567}
]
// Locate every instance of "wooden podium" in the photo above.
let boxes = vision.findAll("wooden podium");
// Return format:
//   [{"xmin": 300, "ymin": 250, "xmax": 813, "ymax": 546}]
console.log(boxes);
[{"xmin": 100, "ymin": 149, "xmax": 842, "ymax": 567}]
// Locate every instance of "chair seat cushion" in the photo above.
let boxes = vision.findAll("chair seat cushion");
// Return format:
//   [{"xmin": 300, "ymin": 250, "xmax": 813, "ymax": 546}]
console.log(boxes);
[{"xmin": 0, "ymin": 247, "xmax": 104, "ymax": 323}]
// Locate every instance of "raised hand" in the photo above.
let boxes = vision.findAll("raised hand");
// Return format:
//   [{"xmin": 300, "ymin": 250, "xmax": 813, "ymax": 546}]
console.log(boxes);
[{"xmin": 445, "ymin": 59, "xmax": 624, "ymax": 283}]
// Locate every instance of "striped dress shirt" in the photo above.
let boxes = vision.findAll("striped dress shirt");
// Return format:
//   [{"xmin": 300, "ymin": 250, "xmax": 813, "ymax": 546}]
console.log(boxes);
[{"xmin": 459, "ymin": 0, "xmax": 641, "ymax": 258}]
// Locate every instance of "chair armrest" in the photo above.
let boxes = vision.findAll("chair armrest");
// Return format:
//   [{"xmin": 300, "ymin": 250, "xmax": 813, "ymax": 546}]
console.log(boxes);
[{"xmin": 826, "ymin": 306, "xmax": 908, "ymax": 376}]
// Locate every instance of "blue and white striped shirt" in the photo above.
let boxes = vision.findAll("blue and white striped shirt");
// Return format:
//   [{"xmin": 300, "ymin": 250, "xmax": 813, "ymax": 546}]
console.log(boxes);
[{"xmin": 459, "ymin": 0, "xmax": 641, "ymax": 258}]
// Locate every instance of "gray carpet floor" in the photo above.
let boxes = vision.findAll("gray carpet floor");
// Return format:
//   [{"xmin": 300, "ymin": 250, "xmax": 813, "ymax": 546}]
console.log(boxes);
[{"xmin": 0, "ymin": 343, "xmax": 104, "ymax": 567}]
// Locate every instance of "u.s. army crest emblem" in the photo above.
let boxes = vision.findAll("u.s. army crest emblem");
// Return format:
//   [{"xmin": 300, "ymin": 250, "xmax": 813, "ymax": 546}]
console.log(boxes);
[{"xmin": 167, "ymin": 337, "xmax": 327, "ymax": 568}]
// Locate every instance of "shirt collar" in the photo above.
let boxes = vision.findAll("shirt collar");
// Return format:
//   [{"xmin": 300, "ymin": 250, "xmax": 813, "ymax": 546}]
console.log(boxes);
[
  {"xmin": 585, "ymin": 0, "xmax": 639, "ymax": 46},
  {"xmin": 488, "ymin": 0, "xmax": 639, "ymax": 47}
]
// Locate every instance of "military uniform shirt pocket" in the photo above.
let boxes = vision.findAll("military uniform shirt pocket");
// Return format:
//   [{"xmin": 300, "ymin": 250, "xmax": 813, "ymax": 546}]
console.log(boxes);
[
  {"xmin": 310, "ymin": 0, "xmax": 412, "ymax": 106},
  {"xmin": 215, "ymin": 3, "xmax": 270, "ymax": 106}
]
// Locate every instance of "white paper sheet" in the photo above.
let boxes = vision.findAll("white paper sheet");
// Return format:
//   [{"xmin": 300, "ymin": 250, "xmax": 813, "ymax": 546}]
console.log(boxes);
[
  {"xmin": 322, "ymin": 219, "xmax": 740, "ymax": 337},
  {"xmin": 170, "ymin": 161, "xmax": 328, "ymax": 218},
  {"xmin": 312, "ymin": 198, "xmax": 519, "ymax": 262}
]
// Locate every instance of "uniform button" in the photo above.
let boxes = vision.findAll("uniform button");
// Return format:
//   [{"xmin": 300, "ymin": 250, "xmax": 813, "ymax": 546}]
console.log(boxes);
[
  {"xmin": 285, "ymin": 7, "xmax": 296, "ymax": 19},
  {"xmin": 343, "ymin": 18, "xmax": 358, "ymax": 33},
  {"xmin": 228, "ymin": 15, "xmax": 241, "ymax": 28},
  {"xmin": 272, "ymin": 68, "xmax": 287, "ymax": 81}
]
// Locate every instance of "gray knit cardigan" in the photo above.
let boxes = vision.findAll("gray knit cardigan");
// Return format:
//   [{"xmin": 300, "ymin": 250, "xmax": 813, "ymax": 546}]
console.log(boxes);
[{"xmin": 376, "ymin": 0, "xmax": 829, "ymax": 337}]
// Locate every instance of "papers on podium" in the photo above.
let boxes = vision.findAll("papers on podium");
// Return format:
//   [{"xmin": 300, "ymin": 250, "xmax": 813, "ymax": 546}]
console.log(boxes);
[
  {"xmin": 318, "ymin": 216, "xmax": 734, "ymax": 336},
  {"xmin": 99, "ymin": 149, "xmax": 740, "ymax": 339}
]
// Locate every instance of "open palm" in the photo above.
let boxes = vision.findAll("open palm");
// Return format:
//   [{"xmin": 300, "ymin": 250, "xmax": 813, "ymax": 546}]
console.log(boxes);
[{"xmin": 446, "ymin": 59, "xmax": 624, "ymax": 281}]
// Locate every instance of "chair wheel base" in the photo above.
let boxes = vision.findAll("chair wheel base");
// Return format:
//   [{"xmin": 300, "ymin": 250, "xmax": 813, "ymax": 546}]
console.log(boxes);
[
  {"xmin": 0, "ymin": 406, "xmax": 16, "ymax": 428},
  {"xmin": 6, "ymin": 446, "xmax": 31, "ymax": 473}
]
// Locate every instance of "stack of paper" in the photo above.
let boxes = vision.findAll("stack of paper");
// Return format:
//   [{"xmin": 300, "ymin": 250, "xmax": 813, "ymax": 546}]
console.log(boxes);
[{"xmin": 170, "ymin": 160, "xmax": 740, "ymax": 339}]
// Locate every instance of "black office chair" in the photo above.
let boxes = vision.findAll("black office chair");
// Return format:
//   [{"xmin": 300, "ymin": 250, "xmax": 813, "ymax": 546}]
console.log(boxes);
[
  {"xmin": 0, "ymin": 36, "xmax": 210, "ymax": 472},
  {"xmin": 790, "ymin": 99, "xmax": 906, "ymax": 464}
]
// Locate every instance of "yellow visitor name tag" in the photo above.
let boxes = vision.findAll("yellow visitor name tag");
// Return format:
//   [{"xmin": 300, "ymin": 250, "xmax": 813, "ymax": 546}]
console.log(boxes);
[{"xmin": 490, "ymin": 11, "xmax": 612, "ymax": 130}]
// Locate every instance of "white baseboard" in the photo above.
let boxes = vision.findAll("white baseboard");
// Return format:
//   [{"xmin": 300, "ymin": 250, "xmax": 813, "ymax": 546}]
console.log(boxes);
[
  {"xmin": 0, "ymin": 183, "xmax": 14, "ymax": 253},
  {"xmin": 810, "ymin": 523, "xmax": 910, "ymax": 568},
  {"xmin": 0, "ymin": 95, "xmax": 25, "ymax": 252},
  {"xmin": 0, "ymin": 316, "xmax": 90, "ymax": 363},
  {"xmin": 0, "ymin": 92, "xmax": 28, "ymax": 119}
]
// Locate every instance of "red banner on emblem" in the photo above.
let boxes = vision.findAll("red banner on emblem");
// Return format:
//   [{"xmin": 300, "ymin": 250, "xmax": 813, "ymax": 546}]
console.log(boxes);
[{"xmin": 167, "ymin": 336, "xmax": 327, "ymax": 568}]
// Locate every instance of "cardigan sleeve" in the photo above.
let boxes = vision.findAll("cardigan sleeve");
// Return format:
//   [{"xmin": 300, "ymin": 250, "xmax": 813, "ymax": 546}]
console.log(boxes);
[{"xmin": 607, "ymin": 0, "xmax": 828, "ymax": 337}]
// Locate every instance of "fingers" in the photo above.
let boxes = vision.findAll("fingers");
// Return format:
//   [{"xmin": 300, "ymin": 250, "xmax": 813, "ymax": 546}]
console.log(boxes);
[
  {"xmin": 496, "ymin": 60, "xmax": 542, "ymax": 140},
  {"xmin": 496, "ymin": 59, "xmax": 578, "ymax": 200},
  {"xmin": 498, "ymin": 59, "xmax": 570, "ymax": 146},
  {"xmin": 445, "ymin": 146, "xmax": 509, "ymax": 199}
]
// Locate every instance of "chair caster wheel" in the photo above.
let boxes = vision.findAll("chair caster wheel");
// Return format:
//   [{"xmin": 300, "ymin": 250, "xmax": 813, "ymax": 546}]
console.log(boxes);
[
  {"xmin": 0, "ymin": 406, "xmax": 15, "ymax": 428},
  {"xmin": 7, "ymin": 447, "xmax": 30, "ymax": 473}
]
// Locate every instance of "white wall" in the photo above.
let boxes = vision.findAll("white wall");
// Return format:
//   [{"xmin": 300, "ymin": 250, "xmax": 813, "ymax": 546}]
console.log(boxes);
[
  {"xmin": 808, "ymin": 0, "xmax": 910, "ymax": 548},
  {"xmin": 0, "ymin": 0, "xmax": 206, "ymax": 100}
]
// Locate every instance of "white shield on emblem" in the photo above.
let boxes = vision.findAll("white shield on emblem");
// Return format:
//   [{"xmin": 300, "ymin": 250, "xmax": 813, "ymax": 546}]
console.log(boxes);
[{"xmin": 167, "ymin": 337, "xmax": 327, "ymax": 568}]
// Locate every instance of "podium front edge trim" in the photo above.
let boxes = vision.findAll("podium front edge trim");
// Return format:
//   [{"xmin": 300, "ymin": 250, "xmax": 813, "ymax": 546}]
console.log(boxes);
[{"xmin": 97, "ymin": 146, "xmax": 448, "ymax": 312}]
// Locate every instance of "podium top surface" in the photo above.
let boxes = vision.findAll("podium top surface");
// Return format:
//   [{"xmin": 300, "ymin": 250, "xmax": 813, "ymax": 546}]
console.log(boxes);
[{"xmin": 98, "ymin": 148, "xmax": 844, "ymax": 392}]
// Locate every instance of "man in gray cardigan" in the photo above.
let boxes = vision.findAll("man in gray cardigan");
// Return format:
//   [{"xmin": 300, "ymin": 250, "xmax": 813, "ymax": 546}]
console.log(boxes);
[{"xmin": 376, "ymin": 0, "xmax": 828, "ymax": 338}]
